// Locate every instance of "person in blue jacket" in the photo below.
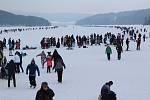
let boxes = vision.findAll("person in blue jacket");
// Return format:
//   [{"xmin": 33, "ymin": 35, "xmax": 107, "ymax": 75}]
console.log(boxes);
[{"xmin": 26, "ymin": 59, "xmax": 40, "ymax": 88}]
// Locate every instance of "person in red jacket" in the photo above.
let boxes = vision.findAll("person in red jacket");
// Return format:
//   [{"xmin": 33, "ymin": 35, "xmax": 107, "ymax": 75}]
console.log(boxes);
[
  {"xmin": 15, "ymin": 40, "xmax": 20, "ymax": 49},
  {"xmin": 44, "ymin": 52, "xmax": 52, "ymax": 73}
]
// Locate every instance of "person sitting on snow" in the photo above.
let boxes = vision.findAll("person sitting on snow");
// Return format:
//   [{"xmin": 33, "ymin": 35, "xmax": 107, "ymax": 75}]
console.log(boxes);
[{"xmin": 100, "ymin": 81, "xmax": 116, "ymax": 100}]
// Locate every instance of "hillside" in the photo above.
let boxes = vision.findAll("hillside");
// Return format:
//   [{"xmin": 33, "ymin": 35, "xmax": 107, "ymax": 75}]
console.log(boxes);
[
  {"xmin": 76, "ymin": 9, "xmax": 150, "ymax": 25},
  {"xmin": 0, "ymin": 10, "xmax": 51, "ymax": 26}
]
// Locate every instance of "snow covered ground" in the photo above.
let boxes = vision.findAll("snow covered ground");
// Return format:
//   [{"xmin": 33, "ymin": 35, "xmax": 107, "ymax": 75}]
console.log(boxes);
[{"xmin": 0, "ymin": 25, "xmax": 150, "ymax": 100}]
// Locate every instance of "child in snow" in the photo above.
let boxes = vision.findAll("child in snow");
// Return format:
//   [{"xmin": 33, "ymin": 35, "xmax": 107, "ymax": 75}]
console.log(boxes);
[{"xmin": 44, "ymin": 52, "xmax": 52, "ymax": 73}]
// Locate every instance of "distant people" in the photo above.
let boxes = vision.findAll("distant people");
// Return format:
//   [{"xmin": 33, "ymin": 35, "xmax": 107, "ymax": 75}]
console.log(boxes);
[
  {"xmin": 17, "ymin": 52, "xmax": 24, "ymax": 73},
  {"xmin": 0, "ymin": 56, "xmax": 8, "ymax": 79},
  {"xmin": 105, "ymin": 45, "xmax": 112, "ymax": 61},
  {"xmin": 0, "ymin": 50, "xmax": 3, "ymax": 67},
  {"xmin": 6, "ymin": 60, "xmax": 16, "ymax": 88},
  {"xmin": 15, "ymin": 40, "xmax": 20, "ymax": 49},
  {"xmin": 143, "ymin": 34, "xmax": 146, "ymax": 42},
  {"xmin": 56, "ymin": 38, "xmax": 60, "ymax": 48},
  {"xmin": 126, "ymin": 38, "xmax": 130, "ymax": 51},
  {"xmin": 3, "ymin": 38, "xmax": 6, "ymax": 48},
  {"xmin": 0, "ymin": 40, "xmax": 3, "ymax": 51},
  {"xmin": 36, "ymin": 82, "xmax": 55, "ymax": 100},
  {"xmin": 136, "ymin": 37, "xmax": 141, "ymax": 50},
  {"xmin": 26, "ymin": 59, "xmax": 40, "ymax": 88},
  {"xmin": 52, "ymin": 49, "xmax": 66, "ymax": 83},
  {"xmin": 116, "ymin": 44, "xmax": 123, "ymax": 60},
  {"xmin": 11, "ymin": 39, "xmax": 15, "ymax": 50},
  {"xmin": 36, "ymin": 51, "xmax": 46, "ymax": 69},
  {"xmin": 14, "ymin": 52, "xmax": 21, "ymax": 73},
  {"xmin": 100, "ymin": 81, "xmax": 116, "ymax": 100},
  {"xmin": 8, "ymin": 38, "xmax": 13, "ymax": 56}
]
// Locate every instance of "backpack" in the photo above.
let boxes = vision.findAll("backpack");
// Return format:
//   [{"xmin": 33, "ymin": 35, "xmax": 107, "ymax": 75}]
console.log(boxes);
[{"xmin": 55, "ymin": 61, "xmax": 63, "ymax": 71}]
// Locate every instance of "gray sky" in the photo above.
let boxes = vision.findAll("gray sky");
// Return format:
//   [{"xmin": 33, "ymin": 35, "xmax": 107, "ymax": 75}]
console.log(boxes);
[{"xmin": 0, "ymin": 0, "xmax": 150, "ymax": 14}]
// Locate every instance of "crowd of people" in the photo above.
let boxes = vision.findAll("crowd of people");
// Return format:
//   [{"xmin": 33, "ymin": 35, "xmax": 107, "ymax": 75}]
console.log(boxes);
[
  {"xmin": 0, "ymin": 26, "xmax": 58, "ymax": 34},
  {"xmin": 0, "ymin": 25, "xmax": 149, "ymax": 100},
  {"xmin": 0, "ymin": 49, "xmax": 66, "ymax": 88}
]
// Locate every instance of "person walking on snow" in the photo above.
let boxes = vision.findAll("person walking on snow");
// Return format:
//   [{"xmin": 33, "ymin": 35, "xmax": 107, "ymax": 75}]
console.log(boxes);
[
  {"xmin": 36, "ymin": 51, "xmax": 46, "ymax": 69},
  {"xmin": 116, "ymin": 44, "xmax": 123, "ymax": 60},
  {"xmin": 126, "ymin": 38, "xmax": 130, "ymax": 51},
  {"xmin": 14, "ymin": 52, "xmax": 21, "ymax": 73},
  {"xmin": 17, "ymin": 51, "xmax": 24, "ymax": 73},
  {"xmin": 44, "ymin": 52, "xmax": 52, "ymax": 73},
  {"xmin": 26, "ymin": 59, "xmax": 40, "ymax": 88},
  {"xmin": 6, "ymin": 60, "xmax": 16, "ymax": 88},
  {"xmin": 52, "ymin": 49, "xmax": 66, "ymax": 83},
  {"xmin": 105, "ymin": 45, "xmax": 112, "ymax": 61},
  {"xmin": 136, "ymin": 37, "xmax": 141, "ymax": 50},
  {"xmin": 0, "ymin": 50, "xmax": 3, "ymax": 67}
]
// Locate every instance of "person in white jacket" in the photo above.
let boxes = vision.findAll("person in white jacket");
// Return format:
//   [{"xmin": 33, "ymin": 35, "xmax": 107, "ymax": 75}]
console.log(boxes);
[{"xmin": 14, "ymin": 52, "xmax": 20, "ymax": 73}]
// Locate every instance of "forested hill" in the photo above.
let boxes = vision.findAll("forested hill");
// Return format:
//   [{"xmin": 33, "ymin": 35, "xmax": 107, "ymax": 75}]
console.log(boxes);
[
  {"xmin": 76, "ymin": 9, "xmax": 150, "ymax": 25},
  {"xmin": 0, "ymin": 10, "xmax": 51, "ymax": 26}
]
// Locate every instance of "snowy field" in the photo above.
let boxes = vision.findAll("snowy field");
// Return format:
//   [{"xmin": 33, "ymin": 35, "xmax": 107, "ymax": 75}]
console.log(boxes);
[{"xmin": 0, "ymin": 25, "xmax": 150, "ymax": 100}]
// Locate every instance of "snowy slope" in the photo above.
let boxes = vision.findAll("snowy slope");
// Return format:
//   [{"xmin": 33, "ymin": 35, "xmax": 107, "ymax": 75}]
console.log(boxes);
[{"xmin": 0, "ymin": 25, "xmax": 150, "ymax": 100}]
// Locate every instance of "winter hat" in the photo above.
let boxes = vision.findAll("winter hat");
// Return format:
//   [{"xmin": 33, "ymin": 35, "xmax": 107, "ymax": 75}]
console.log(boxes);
[
  {"xmin": 31, "ymin": 58, "xmax": 35, "ymax": 63},
  {"xmin": 47, "ymin": 52, "xmax": 51, "ymax": 55},
  {"xmin": 41, "ymin": 82, "xmax": 48, "ymax": 88},
  {"xmin": 108, "ymin": 81, "xmax": 113, "ymax": 85}
]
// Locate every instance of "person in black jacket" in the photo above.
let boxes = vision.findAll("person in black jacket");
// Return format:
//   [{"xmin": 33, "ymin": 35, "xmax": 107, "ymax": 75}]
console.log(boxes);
[
  {"xmin": 126, "ymin": 38, "xmax": 130, "ymax": 51},
  {"xmin": 26, "ymin": 59, "xmax": 40, "ymax": 88},
  {"xmin": 17, "ymin": 51, "xmax": 24, "ymax": 73},
  {"xmin": 0, "ymin": 50, "xmax": 3, "ymax": 67},
  {"xmin": 6, "ymin": 60, "xmax": 16, "ymax": 87},
  {"xmin": 56, "ymin": 38, "xmax": 60, "ymax": 48},
  {"xmin": 52, "ymin": 49, "xmax": 66, "ymax": 83},
  {"xmin": 116, "ymin": 44, "xmax": 123, "ymax": 60},
  {"xmin": 100, "ymin": 81, "xmax": 116, "ymax": 100},
  {"xmin": 36, "ymin": 82, "xmax": 55, "ymax": 100}
]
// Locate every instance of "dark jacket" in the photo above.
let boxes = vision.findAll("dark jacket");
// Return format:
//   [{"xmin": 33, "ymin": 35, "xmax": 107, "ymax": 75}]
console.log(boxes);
[
  {"xmin": 52, "ymin": 50, "xmax": 66, "ymax": 71},
  {"xmin": 26, "ymin": 63, "xmax": 40, "ymax": 76},
  {"xmin": 36, "ymin": 88, "xmax": 55, "ymax": 100},
  {"xmin": 101, "ymin": 83, "xmax": 110, "ymax": 96},
  {"xmin": 126, "ymin": 38, "xmax": 130, "ymax": 45},
  {"xmin": 53, "ymin": 58, "xmax": 66, "ymax": 71},
  {"xmin": 56, "ymin": 41, "xmax": 60, "ymax": 48},
  {"xmin": 6, "ymin": 60, "xmax": 16, "ymax": 76},
  {"xmin": 116, "ymin": 45, "xmax": 123, "ymax": 53},
  {"xmin": 105, "ymin": 46, "xmax": 112, "ymax": 54},
  {"xmin": 0, "ymin": 50, "xmax": 3, "ymax": 59}
]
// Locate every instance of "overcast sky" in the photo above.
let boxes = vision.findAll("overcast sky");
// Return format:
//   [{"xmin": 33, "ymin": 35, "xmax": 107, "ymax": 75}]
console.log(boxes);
[{"xmin": 0, "ymin": 0, "xmax": 150, "ymax": 14}]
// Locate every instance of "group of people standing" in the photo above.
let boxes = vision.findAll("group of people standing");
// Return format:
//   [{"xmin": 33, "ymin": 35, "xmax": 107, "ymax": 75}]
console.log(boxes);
[
  {"xmin": 105, "ymin": 26, "xmax": 147, "ymax": 61},
  {"xmin": 0, "ymin": 25, "xmax": 149, "ymax": 100},
  {"xmin": 3, "ymin": 49, "xmax": 66, "ymax": 89},
  {"xmin": 0, "ymin": 26, "xmax": 58, "ymax": 34},
  {"xmin": 36, "ymin": 49, "xmax": 66, "ymax": 83}
]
